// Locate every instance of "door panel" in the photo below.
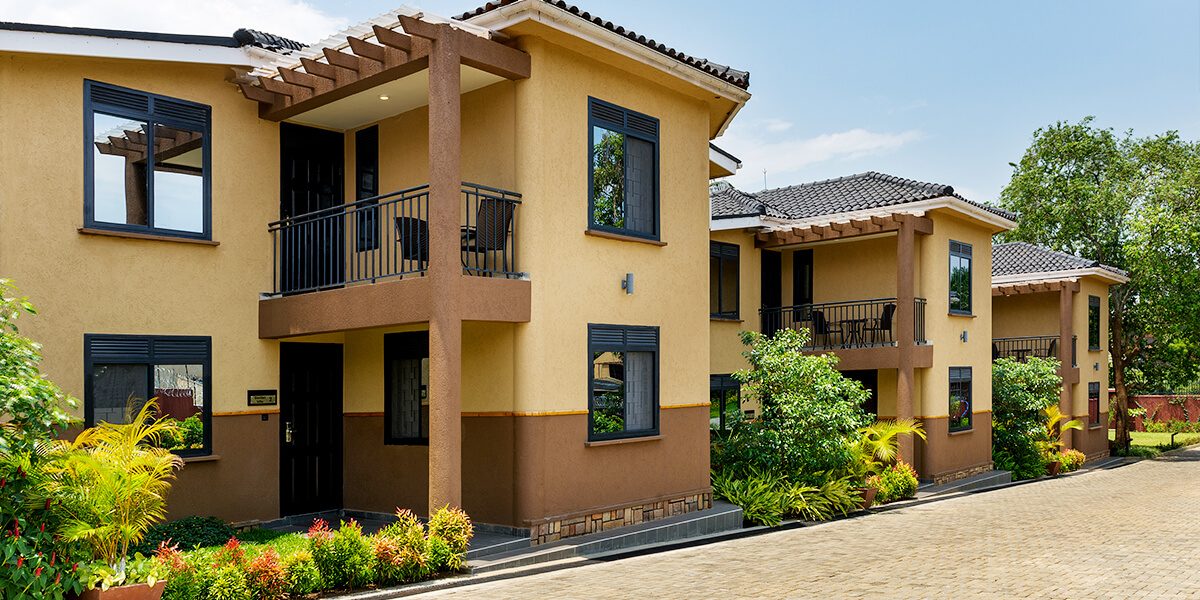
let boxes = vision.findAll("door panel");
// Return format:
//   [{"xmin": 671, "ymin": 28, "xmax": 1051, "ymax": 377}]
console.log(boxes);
[
  {"xmin": 280, "ymin": 342, "xmax": 343, "ymax": 516},
  {"xmin": 793, "ymin": 249, "xmax": 814, "ymax": 306},
  {"xmin": 280, "ymin": 123, "xmax": 345, "ymax": 293},
  {"xmin": 761, "ymin": 250, "xmax": 782, "ymax": 335}
]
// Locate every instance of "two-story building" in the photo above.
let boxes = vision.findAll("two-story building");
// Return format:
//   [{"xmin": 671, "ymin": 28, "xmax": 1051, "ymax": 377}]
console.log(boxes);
[
  {"xmin": 992, "ymin": 242, "xmax": 1127, "ymax": 459},
  {"xmin": 709, "ymin": 173, "xmax": 1017, "ymax": 484},
  {"xmin": 0, "ymin": 0, "xmax": 750, "ymax": 544}
]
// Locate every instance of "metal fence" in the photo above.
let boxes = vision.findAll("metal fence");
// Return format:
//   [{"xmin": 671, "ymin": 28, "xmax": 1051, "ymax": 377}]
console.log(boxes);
[
  {"xmin": 759, "ymin": 297, "xmax": 927, "ymax": 350},
  {"xmin": 992, "ymin": 335, "xmax": 1077, "ymax": 366}
]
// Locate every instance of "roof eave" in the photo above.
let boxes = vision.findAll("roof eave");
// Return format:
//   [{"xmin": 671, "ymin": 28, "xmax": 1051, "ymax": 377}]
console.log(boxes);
[
  {"xmin": 0, "ymin": 27, "xmax": 267, "ymax": 67},
  {"xmin": 992, "ymin": 267, "xmax": 1130, "ymax": 287},
  {"xmin": 757, "ymin": 195, "xmax": 1017, "ymax": 233}
]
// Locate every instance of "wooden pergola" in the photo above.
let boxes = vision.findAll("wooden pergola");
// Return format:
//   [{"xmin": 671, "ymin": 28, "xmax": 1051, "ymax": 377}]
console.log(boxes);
[{"xmin": 754, "ymin": 213, "xmax": 932, "ymax": 248}]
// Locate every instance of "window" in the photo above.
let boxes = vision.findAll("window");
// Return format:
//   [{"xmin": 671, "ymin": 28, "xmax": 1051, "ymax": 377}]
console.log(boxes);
[
  {"xmin": 710, "ymin": 242, "xmax": 740, "ymax": 318},
  {"xmin": 355, "ymin": 126, "xmax": 380, "ymax": 252},
  {"xmin": 85, "ymin": 80, "xmax": 211, "ymax": 239},
  {"xmin": 588, "ymin": 98, "xmax": 659, "ymax": 239},
  {"xmin": 709, "ymin": 375, "xmax": 742, "ymax": 435},
  {"xmin": 588, "ymin": 325, "xmax": 659, "ymax": 440},
  {"xmin": 84, "ymin": 334, "xmax": 212, "ymax": 457},
  {"xmin": 1088, "ymin": 382, "xmax": 1101, "ymax": 426},
  {"xmin": 384, "ymin": 332, "xmax": 429, "ymax": 445},
  {"xmin": 949, "ymin": 367, "xmax": 972, "ymax": 432},
  {"xmin": 1088, "ymin": 295, "xmax": 1101, "ymax": 351},
  {"xmin": 949, "ymin": 241, "xmax": 972, "ymax": 314}
]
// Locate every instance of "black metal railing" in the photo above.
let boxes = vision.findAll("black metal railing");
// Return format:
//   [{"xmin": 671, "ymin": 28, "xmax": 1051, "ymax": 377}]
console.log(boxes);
[
  {"xmin": 269, "ymin": 182, "xmax": 521, "ymax": 295},
  {"xmin": 759, "ymin": 297, "xmax": 927, "ymax": 350},
  {"xmin": 992, "ymin": 335, "xmax": 1076, "ymax": 365}
]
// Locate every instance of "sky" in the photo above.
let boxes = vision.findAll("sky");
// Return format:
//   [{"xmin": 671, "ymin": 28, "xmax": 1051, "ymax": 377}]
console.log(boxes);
[{"xmin": 5, "ymin": 0, "xmax": 1197, "ymax": 203}]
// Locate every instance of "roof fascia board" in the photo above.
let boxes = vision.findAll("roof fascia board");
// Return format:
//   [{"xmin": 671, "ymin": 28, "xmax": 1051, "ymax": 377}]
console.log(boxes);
[
  {"xmin": 709, "ymin": 146, "xmax": 740, "ymax": 175},
  {"xmin": 758, "ymin": 196, "xmax": 1017, "ymax": 232},
  {"xmin": 992, "ymin": 267, "xmax": 1129, "ymax": 286},
  {"xmin": 0, "ymin": 29, "xmax": 262, "ymax": 66},
  {"xmin": 465, "ymin": 2, "xmax": 751, "ymax": 108},
  {"xmin": 710, "ymin": 216, "xmax": 773, "ymax": 231}
]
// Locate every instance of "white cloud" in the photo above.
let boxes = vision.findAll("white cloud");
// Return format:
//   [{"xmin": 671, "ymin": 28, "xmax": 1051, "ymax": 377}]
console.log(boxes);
[
  {"xmin": 763, "ymin": 118, "xmax": 794, "ymax": 133},
  {"xmin": 718, "ymin": 121, "xmax": 924, "ymax": 190},
  {"xmin": 0, "ymin": 0, "xmax": 347, "ymax": 44}
]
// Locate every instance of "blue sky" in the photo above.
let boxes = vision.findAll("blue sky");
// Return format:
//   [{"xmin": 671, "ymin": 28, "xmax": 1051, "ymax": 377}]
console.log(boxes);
[{"xmin": 8, "ymin": 0, "xmax": 1197, "ymax": 203}]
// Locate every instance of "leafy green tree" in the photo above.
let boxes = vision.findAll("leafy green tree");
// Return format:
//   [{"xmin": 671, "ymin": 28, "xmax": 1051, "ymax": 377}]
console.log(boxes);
[
  {"xmin": 999, "ymin": 117, "xmax": 1200, "ymax": 451},
  {"xmin": 591, "ymin": 129, "xmax": 625, "ymax": 228},
  {"xmin": 992, "ymin": 357, "xmax": 1061, "ymax": 480},
  {"xmin": 712, "ymin": 328, "xmax": 871, "ymax": 483}
]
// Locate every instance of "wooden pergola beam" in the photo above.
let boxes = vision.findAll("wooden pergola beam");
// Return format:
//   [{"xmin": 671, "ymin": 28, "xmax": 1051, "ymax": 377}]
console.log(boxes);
[{"xmin": 755, "ymin": 212, "xmax": 934, "ymax": 248}]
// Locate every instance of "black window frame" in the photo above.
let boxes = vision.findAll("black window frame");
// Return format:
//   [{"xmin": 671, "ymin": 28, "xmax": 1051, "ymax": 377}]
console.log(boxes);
[
  {"xmin": 710, "ymin": 241, "xmax": 740, "ymax": 319},
  {"xmin": 709, "ymin": 374, "xmax": 741, "ymax": 435},
  {"xmin": 948, "ymin": 366, "xmax": 973, "ymax": 432},
  {"xmin": 83, "ymin": 80, "xmax": 213, "ymax": 240},
  {"xmin": 587, "ymin": 324, "xmax": 660, "ymax": 442},
  {"xmin": 1088, "ymin": 295, "xmax": 1101, "ymax": 351},
  {"xmin": 948, "ymin": 240, "xmax": 973, "ymax": 315},
  {"xmin": 587, "ymin": 97, "xmax": 660, "ymax": 241},
  {"xmin": 83, "ymin": 333, "xmax": 213, "ymax": 458},
  {"xmin": 1088, "ymin": 382, "xmax": 1101, "ymax": 426},
  {"xmin": 383, "ymin": 331, "xmax": 430, "ymax": 446}
]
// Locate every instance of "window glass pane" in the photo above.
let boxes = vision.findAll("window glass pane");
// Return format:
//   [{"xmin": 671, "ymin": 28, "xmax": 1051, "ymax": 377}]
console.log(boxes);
[
  {"xmin": 949, "ymin": 253, "xmax": 972, "ymax": 312},
  {"xmin": 624, "ymin": 351, "xmax": 654, "ymax": 431},
  {"xmin": 151, "ymin": 124, "xmax": 205, "ymax": 232},
  {"xmin": 592, "ymin": 351, "xmax": 626, "ymax": 434},
  {"xmin": 92, "ymin": 363, "xmax": 149, "ymax": 425},
  {"xmin": 709, "ymin": 255, "xmax": 721, "ymax": 315},
  {"xmin": 720, "ymin": 256, "xmax": 738, "ymax": 315},
  {"xmin": 949, "ymin": 369, "xmax": 972, "ymax": 431},
  {"xmin": 1088, "ymin": 297, "xmax": 1101, "ymax": 349},
  {"xmin": 154, "ymin": 364, "xmax": 205, "ymax": 451},
  {"xmin": 92, "ymin": 113, "xmax": 149, "ymax": 226},
  {"xmin": 624, "ymin": 136, "xmax": 655, "ymax": 234},
  {"xmin": 591, "ymin": 126, "xmax": 625, "ymax": 229},
  {"xmin": 387, "ymin": 356, "xmax": 427, "ymax": 441}
]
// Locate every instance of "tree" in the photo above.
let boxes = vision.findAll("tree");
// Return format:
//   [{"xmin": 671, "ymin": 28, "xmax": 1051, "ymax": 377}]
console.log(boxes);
[
  {"xmin": 591, "ymin": 130, "xmax": 625, "ymax": 228},
  {"xmin": 991, "ymin": 357, "xmax": 1062, "ymax": 480},
  {"xmin": 999, "ymin": 117, "xmax": 1200, "ymax": 451}
]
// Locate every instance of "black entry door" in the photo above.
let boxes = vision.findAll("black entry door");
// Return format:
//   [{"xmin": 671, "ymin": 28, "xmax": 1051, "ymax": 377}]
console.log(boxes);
[
  {"xmin": 761, "ymin": 250, "xmax": 782, "ymax": 335},
  {"xmin": 280, "ymin": 342, "xmax": 343, "ymax": 516},
  {"xmin": 843, "ymin": 369, "xmax": 879, "ymax": 416},
  {"xmin": 280, "ymin": 123, "xmax": 345, "ymax": 294}
]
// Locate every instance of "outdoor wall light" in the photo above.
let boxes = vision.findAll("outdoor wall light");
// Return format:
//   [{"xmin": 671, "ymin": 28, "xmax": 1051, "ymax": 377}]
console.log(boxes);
[
  {"xmin": 960, "ymin": 330, "xmax": 968, "ymax": 343},
  {"xmin": 622, "ymin": 272, "xmax": 635, "ymax": 295},
  {"xmin": 379, "ymin": 94, "xmax": 390, "ymax": 100},
  {"xmin": 1094, "ymin": 362, "xmax": 1100, "ymax": 371}
]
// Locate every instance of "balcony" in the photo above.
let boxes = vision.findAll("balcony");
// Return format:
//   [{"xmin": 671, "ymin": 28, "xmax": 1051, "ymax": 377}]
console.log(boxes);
[
  {"xmin": 993, "ymin": 335, "xmax": 1077, "ymax": 367},
  {"xmin": 268, "ymin": 182, "xmax": 522, "ymax": 295},
  {"xmin": 759, "ymin": 298, "xmax": 930, "ymax": 370},
  {"xmin": 258, "ymin": 182, "xmax": 529, "ymax": 339}
]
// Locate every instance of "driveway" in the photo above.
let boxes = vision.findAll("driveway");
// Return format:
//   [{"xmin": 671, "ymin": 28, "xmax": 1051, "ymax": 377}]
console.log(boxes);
[{"xmin": 414, "ymin": 448, "xmax": 1200, "ymax": 599}]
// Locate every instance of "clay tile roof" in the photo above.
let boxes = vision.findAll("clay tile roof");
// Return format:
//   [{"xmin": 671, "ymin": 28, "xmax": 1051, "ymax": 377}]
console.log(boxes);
[
  {"xmin": 992, "ymin": 241, "xmax": 1127, "ymax": 277},
  {"xmin": 710, "ymin": 172, "xmax": 1016, "ymax": 222},
  {"xmin": 233, "ymin": 28, "xmax": 306, "ymax": 52},
  {"xmin": 459, "ymin": 0, "xmax": 750, "ymax": 90}
]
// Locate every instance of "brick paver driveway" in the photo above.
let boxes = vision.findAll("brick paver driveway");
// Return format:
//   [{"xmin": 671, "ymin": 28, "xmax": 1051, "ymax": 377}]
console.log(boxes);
[{"xmin": 417, "ymin": 448, "xmax": 1200, "ymax": 599}]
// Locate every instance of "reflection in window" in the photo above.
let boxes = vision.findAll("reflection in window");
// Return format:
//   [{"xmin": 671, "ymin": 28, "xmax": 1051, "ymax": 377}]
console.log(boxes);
[
  {"xmin": 588, "ymin": 325, "xmax": 659, "ymax": 440},
  {"xmin": 86, "ymin": 81, "xmax": 210, "ymax": 238},
  {"xmin": 949, "ymin": 241, "xmax": 972, "ymax": 314},
  {"xmin": 949, "ymin": 367, "xmax": 972, "ymax": 432},
  {"xmin": 591, "ymin": 126, "xmax": 626, "ymax": 229},
  {"xmin": 588, "ymin": 98, "xmax": 659, "ymax": 238},
  {"xmin": 709, "ymin": 374, "xmax": 742, "ymax": 435},
  {"xmin": 1088, "ymin": 295, "xmax": 1101, "ymax": 350},
  {"xmin": 710, "ymin": 242, "xmax": 740, "ymax": 318}
]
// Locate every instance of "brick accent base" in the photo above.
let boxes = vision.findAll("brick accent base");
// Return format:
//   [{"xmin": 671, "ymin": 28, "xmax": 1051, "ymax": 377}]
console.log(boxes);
[
  {"xmin": 932, "ymin": 462, "xmax": 994, "ymax": 485},
  {"xmin": 530, "ymin": 491, "xmax": 712, "ymax": 545},
  {"xmin": 1085, "ymin": 449, "xmax": 1110, "ymax": 461}
]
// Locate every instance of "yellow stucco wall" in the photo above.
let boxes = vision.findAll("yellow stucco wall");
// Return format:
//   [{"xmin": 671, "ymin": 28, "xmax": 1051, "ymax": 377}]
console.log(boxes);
[
  {"xmin": 992, "ymin": 293, "xmax": 1060, "ymax": 338},
  {"xmin": 810, "ymin": 235, "xmax": 898, "ymax": 304},
  {"xmin": 709, "ymin": 229, "xmax": 760, "ymax": 376},
  {"xmin": 1076, "ymin": 276, "xmax": 1110, "ymax": 417},
  {"xmin": 0, "ymin": 53, "xmax": 279, "ymax": 417},
  {"xmin": 916, "ymin": 210, "xmax": 994, "ymax": 419},
  {"xmin": 511, "ymin": 37, "xmax": 712, "ymax": 413}
]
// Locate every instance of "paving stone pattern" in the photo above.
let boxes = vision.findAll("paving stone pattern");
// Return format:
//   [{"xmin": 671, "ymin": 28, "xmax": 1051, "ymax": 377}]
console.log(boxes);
[{"xmin": 414, "ymin": 448, "xmax": 1200, "ymax": 599}]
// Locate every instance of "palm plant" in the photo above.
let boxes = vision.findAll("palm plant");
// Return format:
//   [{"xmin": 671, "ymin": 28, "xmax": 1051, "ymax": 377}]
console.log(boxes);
[
  {"xmin": 847, "ymin": 419, "xmax": 927, "ymax": 481},
  {"xmin": 1040, "ymin": 405, "xmax": 1084, "ymax": 455},
  {"xmin": 37, "ymin": 399, "xmax": 182, "ymax": 579}
]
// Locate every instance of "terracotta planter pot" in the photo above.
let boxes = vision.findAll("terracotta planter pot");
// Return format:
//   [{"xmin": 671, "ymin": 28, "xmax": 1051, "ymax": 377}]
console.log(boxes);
[
  {"xmin": 857, "ymin": 486, "xmax": 878, "ymax": 509},
  {"xmin": 1045, "ymin": 461, "xmax": 1061, "ymax": 476},
  {"xmin": 76, "ymin": 581, "xmax": 166, "ymax": 600}
]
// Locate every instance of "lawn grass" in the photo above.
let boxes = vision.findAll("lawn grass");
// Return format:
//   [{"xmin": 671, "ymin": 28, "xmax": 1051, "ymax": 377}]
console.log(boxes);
[
  {"xmin": 1107, "ymin": 430, "xmax": 1200, "ymax": 448},
  {"xmin": 180, "ymin": 527, "xmax": 309, "ymax": 562}
]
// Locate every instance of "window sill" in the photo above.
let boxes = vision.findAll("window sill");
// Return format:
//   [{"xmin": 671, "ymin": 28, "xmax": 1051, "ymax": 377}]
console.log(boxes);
[
  {"xmin": 710, "ymin": 316, "xmax": 743, "ymax": 323},
  {"xmin": 586, "ymin": 434, "xmax": 662, "ymax": 447},
  {"xmin": 948, "ymin": 429, "xmax": 973, "ymax": 436},
  {"xmin": 947, "ymin": 312, "xmax": 976, "ymax": 318},
  {"xmin": 79, "ymin": 227, "xmax": 219, "ymax": 246},
  {"xmin": 182, "ymin": 454, "xmax": 220, "ymax": 463},
  {"xmin": 585, "ymin": 229, "xmax": 666, "ymax": 246},
  {"xmin": 1089, "ymin": 424, "xmax": 1105, "ymax": 431}
]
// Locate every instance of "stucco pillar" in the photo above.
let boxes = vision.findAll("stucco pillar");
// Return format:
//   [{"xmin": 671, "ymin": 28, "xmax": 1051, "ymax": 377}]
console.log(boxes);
[
  {"xmin": 1058, "ymin": 283, "xmax": 1075, "ymax": 450},
  {"xmin": 427, "ymin": 33, "xmax": 463, "ymax": 512},
  {"xmin": 895, "ymin": 217, "xmax": 916, "ymax": 467}
]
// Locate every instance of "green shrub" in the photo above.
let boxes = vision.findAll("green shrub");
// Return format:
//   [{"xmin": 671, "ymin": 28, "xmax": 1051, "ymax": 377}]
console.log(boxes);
[
  {"xmin": 1059, "ymin": 449, "xmax": 1086, "ymax": 473},
  {"xmin": 244, "ymin": 548, "xmax": 287, "ymax": 600},
  {"xmin": 711, "ymin": 469, "xmax": 786, "ymax": 527},
  {"xmin": 424, "ymin": 535, "xmax": 459, "ymax": 572},
  {"xmin": 427, "ymin": 506, "xmax": 473, "ymax": 556},
  {"xmin": 372, "ymin": 534, "xmax": 427, "ymax": 585},
  {"xmin": 870, "ymin": 461, "xmax": 919, "ymax": 503},
  {"xmin": 180, "ymin": 415, "xmax": 204, "ymax": 449},
  {"xmin": 282, "ymin": 551, "xmax": 322, "ymax": 596},
  {"xmin": 992, "ymin": 357, "xmax": 1061, "ymax": 480},
  {"xmin": 133, "ymin": 516, "xmax": 235, "ymax": 555},
  {"xmin": 1145, "ymin": 420, "xmax": 1168, "ymax": 433},
  {"xmin": 782, "ymin": 482, "xmax": 828, "ymax": 521},
  {"xmin": 310, "ymin": 519, "xmax": 375, "ymax": 589},
  {"xmin": 206, "ymin": 565, "xmax": 250, "ymax": 600},
  {"xmin": 713, "ymin": 329, "xmax": 871, "ymax": 484}
]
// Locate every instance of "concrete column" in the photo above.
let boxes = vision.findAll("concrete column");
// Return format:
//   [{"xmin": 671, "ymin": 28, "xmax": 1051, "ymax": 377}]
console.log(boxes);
[
  {"xmin": 895, "ymin": 217, "xmax": 916, "ymax": 467},
  {"xmin": 427, "ymin": 33, "xmax": 463, "ymax": 511},
  {"xmin": 1058, "ymin": 283, "xmax": 1075, "ymax": 449}
]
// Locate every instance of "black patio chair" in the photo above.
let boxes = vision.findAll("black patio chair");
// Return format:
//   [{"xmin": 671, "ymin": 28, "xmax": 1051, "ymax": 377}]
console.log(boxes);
[
  {"xmin": 810, "ymin": 309, "xmax": 842, "ymax": 349},
  {"xmin": 462, "ymin": 195, "xmax": 516, "ymax": 275},
  {"xmin": 992, "ymin": 341, "xmax": 1000, "ymax": 361},
  {"xmin": 1045, "ymin": 338, "xmax": 1058, "ymax": 360},
  {"xmin": 394, "ymin": 216, "xmax": 429, "ymax": 268},
  {"xmin": 862, "ymin": 302, "xmax": 896, "ymax": 345}
]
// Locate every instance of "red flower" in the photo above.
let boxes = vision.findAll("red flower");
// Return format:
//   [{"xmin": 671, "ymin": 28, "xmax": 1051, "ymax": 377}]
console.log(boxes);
[
  {"xmin": 34, "ymin": 567, "xmax": 42, "ymax": 577},
  {"xmin": 39, "ymin": 523, "xmax": 45, "ymax": 532},
  {"xmin": 44, "ymin": 498, "xmax": 51, "ymax": 510},
  {"xmin": 1, "ymin": 477, "xmax": 6, "ymax": 487},
  {"xmin": 50, "ymin": 552, "xmax": 55, "ymax": 566},
  {"xmin": 55, "ymin": 573, "xmax": 61, "ymax": 584},
  {"xmin": 16, "ymin": 557, "xmax": 23, "ymax": 568}
]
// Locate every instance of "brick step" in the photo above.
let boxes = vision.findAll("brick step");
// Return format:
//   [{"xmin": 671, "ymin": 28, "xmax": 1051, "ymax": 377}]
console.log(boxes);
[{"xmin": 917, "ymin": 469, "xmax": 1013, "ymax": 497}]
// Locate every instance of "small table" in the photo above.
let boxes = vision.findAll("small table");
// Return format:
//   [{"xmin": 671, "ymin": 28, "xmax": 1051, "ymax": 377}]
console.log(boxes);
[
  {"xmin": 840, "ymin": 318, "xmax": 868, "ymax": 348},
  {"xmin": 1010, "ymin": 348, "xmax": 1033, "ymax": 361}
]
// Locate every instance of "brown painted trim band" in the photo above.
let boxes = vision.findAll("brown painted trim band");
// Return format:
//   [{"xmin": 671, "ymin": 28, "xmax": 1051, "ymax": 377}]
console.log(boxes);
[
  {"xmin": 917, "ymin": 410, "xmax": 993, "ymax": 420},
  {"xmin": 663, "ymin": 403, "xmax": 709, "ymax": 410},
  {"xmin": 345, "ymin": 411, "xmax": 386, "ymax": 417},
  {"xmin": 214, "ymin": 409, "xmax": 279, "ymax": 417}
]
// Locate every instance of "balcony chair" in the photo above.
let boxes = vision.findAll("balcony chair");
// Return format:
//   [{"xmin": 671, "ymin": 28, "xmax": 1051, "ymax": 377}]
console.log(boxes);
[
  {"xmin": 992, "ymin": 341, "xmax": 1000, "ymax": 361},
  {"xmin": 1045, "ymin": 338, "xmax": 1058, "ymax": 360},
  {"xmin": 862, "ymin": 302, "xmax": 896, "ymax": 345},
  {"xmin": 810, "ymin": 309, "xmax": 843, "ymax": 349},
  {"xmin": 461, "ymin": 195, "xmax": 516, "ymax": 275},
  {"xmin": 394, "ymin": 216, "xmax": 429, "ymax": 269}
]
